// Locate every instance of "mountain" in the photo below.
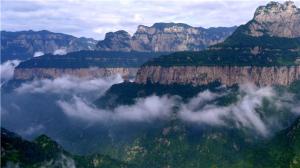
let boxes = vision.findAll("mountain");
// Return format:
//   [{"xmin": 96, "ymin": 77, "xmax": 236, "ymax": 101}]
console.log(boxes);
[
  {"xmin": 96, "ymin": 30, "xmax": 132, "ymax": 52},
  {"xmin": 1, "ymin": 25, "xmax": 236, "ymax": 63},
  {"xmin": 1, "ymin": 30, "xmax": 97, "ymax": 62},
  {"xmin": 135, "ymin": 1, "xmax": 300, "ymax": 86},
  {"xmin": 1, "ymin": 128, "xmax": 132, "ymax": 168},
  {"xmin": 245, "ymin": 1, "xmax": 300, "ymax": 38},
  {"xmin": 2, "ymin": 115, "xmax": 300, "ymax": 168},
  {"xmin": 96, "ymin": 23, "xmax": 237, "ymax": 52},
  {"xmin": 95, "ymin": 79, "xmax": 300, "ymax": 167},
  {"xmin": 13, "ymin": 51, "xmax": 167, "ymax": 80},
  {"xmin": 122, "ymin": 117, "xmax": 300, "ymax": 168}
]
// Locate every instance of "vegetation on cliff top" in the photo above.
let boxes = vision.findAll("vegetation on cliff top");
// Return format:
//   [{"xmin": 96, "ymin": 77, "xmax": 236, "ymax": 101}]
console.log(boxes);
[
  {"xmin": 16, "ymin": 51, "xmax": 168, "ymax": 69},
  {"xmin": 143, "ymin": 25, "xmax": 300, "ymax": 67}
]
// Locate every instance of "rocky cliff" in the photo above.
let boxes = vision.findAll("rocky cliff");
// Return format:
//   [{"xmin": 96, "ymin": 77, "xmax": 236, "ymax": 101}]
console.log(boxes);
[
  {"xmin": 12, "ymin": 51, "xmax": 162, "ymax": 80},
  {"xmin": 1, "ymin": 30, "xmax": 97, "ymax": 62},
  {"xmin": 14, "ymin": 67, "xmax": 138, "ymax": 80},
  {"xmin": 96, "ymin": 23, "xmax": 236, "ymax": 52},
  {"xmin": 244, "ymin": 1, "xmax": 300, "ymax": 38},
  {"xmin": 96, "ymin": 30, "xmax": 132, "ymax": 52},
  {"xmin": 135, "ymin": 66, "xmax": 300, "ymax": 86},
  {"xmin": 134, "ymin": 1, "xmax": 300, "ymax": 86}
]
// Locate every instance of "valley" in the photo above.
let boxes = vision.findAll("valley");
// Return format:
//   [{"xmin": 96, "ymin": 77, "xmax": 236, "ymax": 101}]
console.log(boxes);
[{"xmin": 1, "ymin": 1, "xmax": 300, "ymax": 168}]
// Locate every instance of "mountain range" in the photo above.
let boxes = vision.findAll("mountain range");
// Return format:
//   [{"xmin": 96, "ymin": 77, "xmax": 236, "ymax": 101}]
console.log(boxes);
[
  {"xmin": 2, "ymin": 1, "xmax": 300, "ymax": 168},
  {"xmin": 1, "ymin": 30, "xmax": 97, "ymax": 62},
  {"xmin": 7, "ymin": 25, "xmax": 236, "ymax": 80},
  {"xmin": 136, "ymin": 1, "xmax": 300, "ymax": 86},
  {"xmin": 1, "ymin": 24, "xmax": 236, "ymax": 63},
  {"xmin": 8, "ymin": 1, "xmax": 300, "ymax": 86},
  {"xmin": 2, "ymin": 113, "xmax": 300, "ymax": 167},
  {"xmin": 96, "ymin": 23, "xmax": 236, "ymax": 52}
]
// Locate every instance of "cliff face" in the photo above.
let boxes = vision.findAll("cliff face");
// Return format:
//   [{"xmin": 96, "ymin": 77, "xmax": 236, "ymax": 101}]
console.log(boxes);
[
  {"xmin": 135, "ymin": 66, "xmax": 300, "ymax": 86},
  {"xmin": 96, "ymin": 30, "xmax": 132, "ymax": 52},
  {"xmin": 96, "ymin": 23, "xmax": 236, "ymax": 52},
  {"xmin": 245, "ymin": 1, "xmax": 300, "ymax": 38},
  {"xmin": 135, "ymin": 1, "xmax": 300, "ymax": 86},
  {"xmin": 14, "ymin": 68, "xmax": 138, "ymax": 80}
]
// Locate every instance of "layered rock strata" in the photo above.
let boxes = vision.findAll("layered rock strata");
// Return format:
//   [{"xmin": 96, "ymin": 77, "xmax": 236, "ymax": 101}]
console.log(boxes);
[{"xmin": 135, "ymin": 66, "xmax": 300, "ymax": 86}]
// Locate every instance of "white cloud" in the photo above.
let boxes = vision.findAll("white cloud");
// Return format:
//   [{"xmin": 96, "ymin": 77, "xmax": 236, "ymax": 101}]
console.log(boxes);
[
  {"xmin": 113, "ymin": 95, "xmax": 176, "ymax": 122},
  {"xmin": 19, "ymin": 124, "xmax": 44, "ymax": 136},
  {"xmin": 178, "ymin": 84, "xmax": 284, "ymax": 136},
  {"xmin": 0, "ymin": 60, "xmax": 21, "ymax": 85},
  {"xmin": 15, "ymin": 75, "xmax": 123, "ymax": 95},
  {"xmin": 57, "ymin": 96, "xmax": 108, "ymax": 122},
  {"xmin": 57, "ymin": 95, "xmax": 176, "ymax": 123},
  {"xmin": 56, "ymin": 82, "xmax": 299, "ymax": 136},
  {"xmin": 2, "ymin": 0, "xmax": 299, "ymax": 39},
  {"xmin": 33, "ymin": 51, "xmax": 44, "ymax": 57},
  {"xmin": 53, "ymin": 48, "xmax": 67, "ymax": 55},
  {"xmin": 133, "ymin": 13, "xmax": 143, "ymax": 22}
]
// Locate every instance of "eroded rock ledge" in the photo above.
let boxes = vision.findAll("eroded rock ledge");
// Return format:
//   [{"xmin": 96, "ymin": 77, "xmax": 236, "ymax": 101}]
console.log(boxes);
[
  {"xmin": 135, "ymin": 66, "xmax": 300, "ymax": 86},
  {"xmin": 14, "ymin": 68, "xmax": 138, "ymax": 80}
]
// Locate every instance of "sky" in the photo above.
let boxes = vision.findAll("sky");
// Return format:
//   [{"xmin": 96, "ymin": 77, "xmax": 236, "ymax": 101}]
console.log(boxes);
[{"xmin": 1, "ymin": 0, "xmax": 300, "ymax": 40}]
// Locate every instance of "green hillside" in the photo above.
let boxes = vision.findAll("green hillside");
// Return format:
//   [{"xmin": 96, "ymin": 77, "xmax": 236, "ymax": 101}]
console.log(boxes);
[
  {"xmin": 4, "ymin": 80, "xmax": 300, "ymax": 167},
  {"xmin": 1, "ymin": 128, "xmax": 132, "ymax": 168},
  {"xmin": 2, "ymin": 116, "xmax": 300, "ymax": 168}
]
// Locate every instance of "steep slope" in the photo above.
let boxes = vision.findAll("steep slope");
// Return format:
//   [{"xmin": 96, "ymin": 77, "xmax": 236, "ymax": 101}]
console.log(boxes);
[
  {"xmin": 95, "ymin": 79, "xmax": 300, "ymax": 168},
  {"xmin": 2, "ymin": 79, "xmax": 300, "ymax": 167},
  {"xmin": 245, "ymin": 1, "xmax": 300, "ymax": 38},
  {"xmin": 1, "ymin": 30, "xmax": 97, "ymax": 62},
  {"xmin": 96, "ymin": 30, "xmax": 132, "ymax": 52},
  {"xmin": 1, "ymin": 128, "xmax": 131, "ymax": 168},
  {"xmin": 96, "ymin": 23, "xmax": 236, "ymax": 52},
  {"xmin": 135, "ymin": 1, "xmax": 300, "ymax": 86},
  {"xmin": 122, "ymin": 117, "xmax": 300, "ymax": 168}
]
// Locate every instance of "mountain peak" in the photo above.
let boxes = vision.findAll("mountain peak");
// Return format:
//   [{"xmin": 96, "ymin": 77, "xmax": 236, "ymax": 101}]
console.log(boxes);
[
  {"xmin": 136, "ymin": 22, "xmax": 193, "ymax": 33},
  {"xmin": 247, "ymin": 1, "xmax": 300, "ymax": 38},
  {"xmin": 105, "ymin": 30, "xmax": 131, "ymax": 39},
  {"xmin": 151, "ymin": 22, "xmax": 192, "ymax": 29},
  {"xmin": 254, "ymin": 1, "xmax": 298, "ymax": 18},
  {"xmin": 97, "ymin": 23, "xmax": 236, "ymax": 52},
  {"xmin": 97, "ymin": 30, "xmax": 132, "ymax": 52}
]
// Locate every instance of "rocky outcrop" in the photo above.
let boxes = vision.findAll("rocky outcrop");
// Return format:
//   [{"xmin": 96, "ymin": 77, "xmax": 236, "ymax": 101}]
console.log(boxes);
[
  {"xmin": 96, "ymin": 23, "xmax": 236, "ymax": 52},
  {"xmin": 14, "ymin": 68, "xmax": 138, "ymax": 80},
  {"xmin": 135, "ymin": 66, "xmax": 300, "ymax": 86},
  {"xmin": 1, "ymin": 30, "xmax": 97, "ymax": 62},
  {"xmin": 96, "ymin": 30, "xmax": 132, "ymax": 52},
  {"xmin": 245, "ymin": 1, "xmax": 300, "ymax": 38}
]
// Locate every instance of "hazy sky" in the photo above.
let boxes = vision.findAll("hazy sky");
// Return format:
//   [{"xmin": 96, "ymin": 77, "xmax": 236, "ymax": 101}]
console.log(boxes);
[{"xmin": 2, "ymin": 0, "xmax": 300, "ymax": 40}]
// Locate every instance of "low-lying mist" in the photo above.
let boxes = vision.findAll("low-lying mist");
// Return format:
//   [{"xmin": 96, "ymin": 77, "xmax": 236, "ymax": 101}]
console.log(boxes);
[
  {"xmin": 1, "ymin": 60, "xmax": 300, "ymax": 154},
  {"xmin": 0, "ymin": 60, "xmax": 20, "ymax": 85},
  {"xmin": 57, "ymin": 83, "xmax": 300, "ymax": 137},
  {"xmin": 1, "ymin": 60, "xmax": 125, "ymax": 154}
]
